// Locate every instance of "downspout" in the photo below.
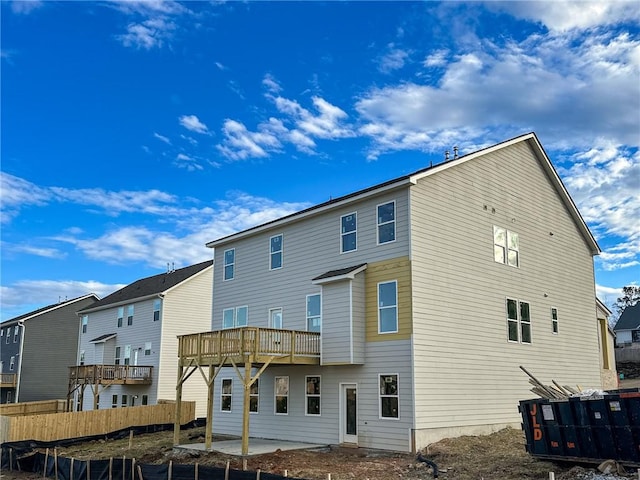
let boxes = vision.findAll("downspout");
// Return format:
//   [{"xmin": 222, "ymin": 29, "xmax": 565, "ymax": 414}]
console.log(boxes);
[{"xmin": 15, "ymin": 321, "xmax": 25, "ymax": 402}]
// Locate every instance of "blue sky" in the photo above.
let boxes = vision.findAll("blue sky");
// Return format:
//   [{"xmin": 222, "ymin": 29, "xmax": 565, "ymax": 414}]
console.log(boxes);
[{"xmin": 1, "ymin": 1, "xmax": 639, "ymax": 321}]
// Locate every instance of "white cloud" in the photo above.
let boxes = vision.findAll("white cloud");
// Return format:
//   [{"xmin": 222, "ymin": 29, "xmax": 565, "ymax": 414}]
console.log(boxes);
[
  {"xmin": 117, "ymin": 17, "xmax": 176, "ymax": 50},
  {"xmin": 179, "ymin": 114, "xmax": 210, "ymax": 134},
  {"xmin": 356, "ymin": 29, "xmax": 639, "ymax": 158},
  {"xmin": 423, "ymin": 49, "xmax": 449, "ymax": 67},
  {"xmin": 215, "ymin": 61, "xmax": 227, "ymax": 71},
  {"xmin": 377, "ymin": 46, "xmax": 409, "ymax": 74},
  {"xmin": 217, "ymin": 119, "xmax": 281, "ymax": 160},
  {"xmin": 561, "ymin": 143, "xmax": 640, "ymax": 272},
  {"xmin": 492, "ymin": 1, "xmax": 640, "ymax": 32},
  {"xmin": 10, "ymin": 1, "xmax": 43, "ymax": 14},
  {"xmin": 0, "ymin": 172, "xmax": 51, "ymax": 223},
  {"xmin": 10, "ymin": 245, "xmax": 65, "ymax": 259},
  {"xmin": 175, "ymin": 153, "xmax": 204, "ymax": 172},
  {"xmin": 262, "ymin": 74, "xmax": 282, "ymax": 94},
  {"xmin": 154, "ymin": 132, "xmax": 171, "ymax": 144}
]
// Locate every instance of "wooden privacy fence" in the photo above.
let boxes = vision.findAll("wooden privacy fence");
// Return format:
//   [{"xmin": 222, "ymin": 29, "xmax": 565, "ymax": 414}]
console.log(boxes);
[
  {"xmin": 1, "ymin": 401, "xmax": 195, "ymax": 443},
  {"xmin": 0, "ymin": 399, "xmax": 66, "ymax": 417}
]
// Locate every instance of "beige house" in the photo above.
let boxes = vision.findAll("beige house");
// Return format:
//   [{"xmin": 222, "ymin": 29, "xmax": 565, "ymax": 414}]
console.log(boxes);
[
  {"xmin": 179, "ymin": 133, "xmax": 604, "ymax": 453},
  {"xmin": 72, "ymin": 261, "xmax": 213, "ymax": 417}
]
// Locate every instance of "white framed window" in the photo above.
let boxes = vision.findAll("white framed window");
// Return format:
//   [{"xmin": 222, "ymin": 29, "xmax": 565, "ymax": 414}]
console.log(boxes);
[
  {"xmin": 153, "ymin": 299, "xmax": 161, "ymax": 321},
  {"xmin": 507, "ymin": 298, "xmax": 531, "ymax": 344},
  {"xmin": 223, "ymin": 248, "xmax": 235, "ymax": 281},
  {"xmin": 377, "ymin": 201, "xmax": 396, "ymax": 244},
  {"xmin": 223, "ymin": 306, "xmax": 248, "ymax": 328},
  {"xmin": 270, "ymin": 234, "xmax": 283, "ymax": 270},
  {"xmin": 378, "ymin": 280, "xmax": 398, "ymax": 334},
  {"xmin": 250, "ymin": 379, "xmax": 259, "ymax": 413},
  {"xmin": 306, "ymin": 375, "xmax": 321, "ymax": 416},
  {"xmin": 115, "ymin": 346, "xmax": 121, "ymax": 365},
  {"xmin": 5, "ymin": 329, "xmax": 9, "ymax": 344},
  {"xmin": 121, "ymin": 395, "xmax": 128, "ymax": 407},
  {"xmin": 221, "ymin": 378, "xmax": 232, "ymax": 411},
  {"xmin": 144, "ymin": 342, "xmax": 152, "ymax": 355},
  {"xmin": 551, "ymin": 308, "xmax": 558, "ymax": 334},
  {"xmin": 1, "ymin": 328, "xmax": 3, "ymax": 338},
  {"xmin": 79, "ymin": 350, "xmax": 85, "ymax": 365},
  {"xmin": 81, "ymin": 315, "xmax": 88, "ymax": 334},
  {"xmin": 306, "ymin": 294, "xmax": 321, "ymax": 332},
  {"xmin": 13, "ymin": 326, "xmax": 19, "ymax": 343},
  {"xmin": 112, "ymin": 394, "xmax": 118, "ymax": 408},
  {"xmin": 127, "ymin": 305, "xmax": 134, "ymax": 326},
  {"xmin": 9, "ymin": 356, "xmax": 15, "ymax": 371},
  {"xmin": 275, "ymin": 376, "xmax": 289, "ymax": 415},
  {"xmin": 494, "ymin": 226, "xmax": 519, "ymax": 267},
  {"xmin": 340, "ymin": 212, "xmax": 357, "ymax": 253},
  {"xmin": 124, "ymin": 345, "xmax": 131, "ymax": 365},
  {"xmin": 379, "ymin": 374, "xmax": 399, "ymax": 419},
  {"xmin": 117, "ymin": 307, "xmax": 124, "ymax": 328},
  {"xmin": 270, "ymin": 308, "xmax": 283, "ymax": 329}
]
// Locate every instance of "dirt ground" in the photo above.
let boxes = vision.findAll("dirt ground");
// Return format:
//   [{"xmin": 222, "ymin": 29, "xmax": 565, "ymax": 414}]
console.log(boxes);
[{"xmin": 1, "ymin": 426, "xmax": 636, "ymax": 480}]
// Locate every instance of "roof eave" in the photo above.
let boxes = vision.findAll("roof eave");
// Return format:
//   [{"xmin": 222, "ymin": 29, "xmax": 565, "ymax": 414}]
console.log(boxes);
[{"xmin": 78, "ymin": 293, "xmax": 164, "ymax": 315}]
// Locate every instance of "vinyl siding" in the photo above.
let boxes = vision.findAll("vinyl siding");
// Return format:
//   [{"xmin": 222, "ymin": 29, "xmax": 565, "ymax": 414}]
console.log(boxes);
[
  {"xmin": 78, "ymin": 298, "xmax": 162, "ymax": 411},
  {"xmin": 212, "ymin": 191, "xmax": 410, "ymax": 333},
  {"xmin": 352, "ymin": 273, "xmax": 366, "ymax": 363},
  {"xmin": 211, "ymin": 339, "xmax": 413, "ymax": 451},
  {"xmin": 321, "ymin": 281, "xmax": 356, "ymax": 365},
  {"xmin": 409, "ymin": 140, "xmax": 601, "ymax": 442},
  {"xmin": 157, "ymin": 266, "xmax": 213, "ymax": 417},
  {"xmin": 19, "ymin": 296, "xmax": 97, "ymax": 402}
]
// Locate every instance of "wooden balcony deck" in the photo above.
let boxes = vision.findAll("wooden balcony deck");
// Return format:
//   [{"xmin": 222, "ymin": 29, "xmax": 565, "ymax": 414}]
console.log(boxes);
[
  {"xmin": 1, "ymin": 373, "xmax": 17, "ymax": 388},
  {"xmin": 178, "ymin": 327, "xmax": 321, "ymax": 367},
  {"xmin": 69, "ymin": 365, "xmax": 153, "ymax": 385}
]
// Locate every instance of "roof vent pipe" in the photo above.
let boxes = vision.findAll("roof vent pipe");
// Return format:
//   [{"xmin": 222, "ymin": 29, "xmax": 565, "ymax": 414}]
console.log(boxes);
[
  {"xmin": 453, "ymin": 146, "xmax": 459, "ymax": 159},
  {"xmin": 444, "ymin": 150, "xmax": 450, "ymax": 161}
]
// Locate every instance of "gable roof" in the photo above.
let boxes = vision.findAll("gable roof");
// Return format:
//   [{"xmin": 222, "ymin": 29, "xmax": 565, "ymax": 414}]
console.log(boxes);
[
  {"xmin": 0, "ymin": 293, "xmax": 100, "ymax": 326},
  {"xmin": 78, "ymin": 260, "xmax": 213, "ymax": 314},
  {"xmin": 614, "ymin": 303, "xmax": 640, "ymax": 331},
  {"xmin": 312, "ymin": 264, "xmax": 367, "ymax": 284},
  {"xmin": 205, "ymin": 133, "xmax": 599, "ymax": 255}
]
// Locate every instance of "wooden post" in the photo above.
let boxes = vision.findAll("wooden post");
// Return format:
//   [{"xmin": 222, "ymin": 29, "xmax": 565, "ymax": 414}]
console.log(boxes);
[
  {"xmin": 136, "ymin": 465, "xmax": 144, "ymax": 480},
  {"xmin": 224, "ymin": 461, "xmax": 230, "ymax": 480},
  {"xmin": 549, "ymin": 473, "xmax": 555, "ymax": 480},
  {"xmin": 205, "ymin": 365, "xmax": 214, "ymax": 450},
  {"xmin": 194, "ymin": 463, "xmax": 199, "ymax": 480},
  {"xmin": 54, "ymin": 448, "xmax": 58, "ymax": 480},
  {"xmin": 256, "ymin": 468, "xmax": 261, "ymax": 479},
  {"xmin": 242, "ymin": 459, "xmax": 247, "ymax": 471},
  {"xmin": 131, "ymin": 459, "xmax": 136, "ymax": 480},
  {"xmin": 168, "ymin": 461, "xmax": 173, "ymax": 480},
  {"xmin": 70, "ymin": 458, "xmax": 74, "ymax": 480},
  {"xmin": 9, "ymin": 448, "xmax": 12, "ymax": 471},
  {"xmin": 129, "ymin": 430, "xmax": 134, "ymax": 450},
  {"xmin": 174, "ymin": 362, "xmax": 184, "ymax": 446},
  {"xmin": 241, "ymin": 360, "xmax": 251, "ymax": 456},
  {"xmin": 109, "ymin": 458, "xmax": 113, "ymax": 480},
  {"xmin": 87, "ymin": 460, "xmax": 91, "ymax": 480},
  {"xmin": 43, "ymin": 448, "xmax": 49, "ymax": 477}
]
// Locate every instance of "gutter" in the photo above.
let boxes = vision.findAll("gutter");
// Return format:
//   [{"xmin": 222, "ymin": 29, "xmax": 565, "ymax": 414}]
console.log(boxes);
[{"xmin": 15, "ymin": 321, "xmax": 25, "ymax": 402}]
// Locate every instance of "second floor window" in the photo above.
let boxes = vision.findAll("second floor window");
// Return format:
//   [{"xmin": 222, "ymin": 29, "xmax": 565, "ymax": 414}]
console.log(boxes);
[
  {"xmin": 145, "ymin": 342, "xmax": 152, "ymax": 355},
  {"xmin": 378, "ymin": 281, "xmax": 398, "ymax": 334},
  {"xmin": 127, "ymin": 305, "xmax": 134, "ymax": 326},
  {"xmin": 14, "ymin": 326, "xmax": 19, "ymax": 343},
  {"xmin": 341, "ymin": 213, "xmax": 357, "ymax": 253},
  {"xmin": 124, "ymin": 344, "xmax": 131, "ymax": 365},
  {"xmin": 551, "ymin": 308, "xmax": 559, "ymax": 334},
  {"xmin": 79, "ymin": 350, "xmax": 85, "ymax": 365},
  {"xmin": 224, "ymin": 248, "xmax": 235, "ymax": 280},
  {"xmin": 270, "ymin": 234, "xmax": 283, "ymax": 270},
  {"xmin": 306, "ymin": 294, "xmax": 321, "ymax": 332},
  {"xmin": 223, "ymin": 306, "xmax": 248, "ymax": 329},
  {"xmin": 81, "ymin": 315, "xmax": 88, "ymax": 334},
  {"xmin": 9, "ymin": 356, "xmax": 15, "ymax": 371},
  {"xmin": 153, "ymin": 299, "xmax": 161, "ymax": 321},
  {"xmin": 377, "ymin": 201, "xmax": 396, "ymax": 244},
  {"xmin": 494, "ymin": 226, "xmax": 519, "ymax": 267},
  {"xmin": 117, "ymin": 307, "xmax": 124, "ymax": 328},
  {"xmin": 115, "ymin": 346, "xmax": 121, "ymax": 365}
]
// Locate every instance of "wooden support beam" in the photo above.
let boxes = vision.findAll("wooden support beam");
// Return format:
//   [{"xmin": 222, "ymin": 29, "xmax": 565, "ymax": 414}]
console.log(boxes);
[
  {"xmin": 205, "ymin": 364, "xmax": 214, "ymax": 450},
  {"xmin": 241, "ymin": 359, "xmax": 251, "ymax": 456},
  {"xmin": 174, "ymin": 363, "xmax": 184, "ymax": 446}
]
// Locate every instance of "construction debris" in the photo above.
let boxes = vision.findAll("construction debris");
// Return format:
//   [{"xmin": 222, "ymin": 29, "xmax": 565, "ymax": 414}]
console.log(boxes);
[{"xmin": 519, "ymin": 365, "xmax": 585, "ymax": 400}]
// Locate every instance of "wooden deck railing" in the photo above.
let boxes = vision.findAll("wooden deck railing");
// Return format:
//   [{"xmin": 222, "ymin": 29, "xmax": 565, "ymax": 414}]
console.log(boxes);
[
  {"xmin": 69, "ymin": 365, "xmax": 153, "ymax": 384},
  {"xmin": 0, "ymin": 373, "xmax": 17, "ymax": 388},
  {"xmin": 178, "ymin": 327, "xmax": 321, "ymax": 365}
]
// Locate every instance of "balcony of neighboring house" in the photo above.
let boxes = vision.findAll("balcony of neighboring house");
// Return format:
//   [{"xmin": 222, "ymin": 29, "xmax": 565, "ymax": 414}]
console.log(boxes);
[
  {"xmin": 178, "ymin": 326, "xmax": 321, "ymax": 368},
  {"xmin": 0, "ymin": 373, "xmax": 17, "ymax": 388},
  {"xmin": 68, "ymin": 364, "xmax": 154, "ymax": 386}
]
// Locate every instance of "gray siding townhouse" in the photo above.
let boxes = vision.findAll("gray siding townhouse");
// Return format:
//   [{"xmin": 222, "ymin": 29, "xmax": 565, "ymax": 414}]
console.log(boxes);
[
  {"xmin": 0, "ymin": 294, "xmax": 99, "ymax": 404},
  {"xmin": 614, "ymin": 303, "xmax": 640, "ymax": 346},
  {"xmin": 71, "ymin": 261, "xmax": 213, "ymax": 416},
  {"xmin": 179, "ymin": 132, "xmax": 605, "ymax": 453}
]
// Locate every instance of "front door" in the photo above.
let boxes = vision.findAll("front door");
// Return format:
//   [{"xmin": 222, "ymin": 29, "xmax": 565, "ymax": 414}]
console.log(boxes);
[{"xmin": 340, "ymin": 383, "xmax": 358, "ymax": 444}]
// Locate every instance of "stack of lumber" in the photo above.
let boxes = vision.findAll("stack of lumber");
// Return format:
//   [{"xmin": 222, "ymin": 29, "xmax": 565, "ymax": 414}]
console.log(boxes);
[{"xmin": 520, "ymin": 365, "xmax": 580, "ymax": 399}]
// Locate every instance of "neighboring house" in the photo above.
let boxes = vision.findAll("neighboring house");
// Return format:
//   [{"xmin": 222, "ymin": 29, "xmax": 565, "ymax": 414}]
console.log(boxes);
[
  {"xmin": 613, "ymin": 303, "xmax": 640, "ymax": 346},
  {"xmin": 177, "ymin": 132, "xmax": 604, "ymax": 453},
  {"xmin": 596, "ymin": 298, "xmax": 617, "ymax": 389},
  {"xmin": 71, "ymin": 261, "xmax": 213, "ymax": 417},
  {"xmin": 0, "ymin": 294, "xmax": 99, "ymax": 404}
]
